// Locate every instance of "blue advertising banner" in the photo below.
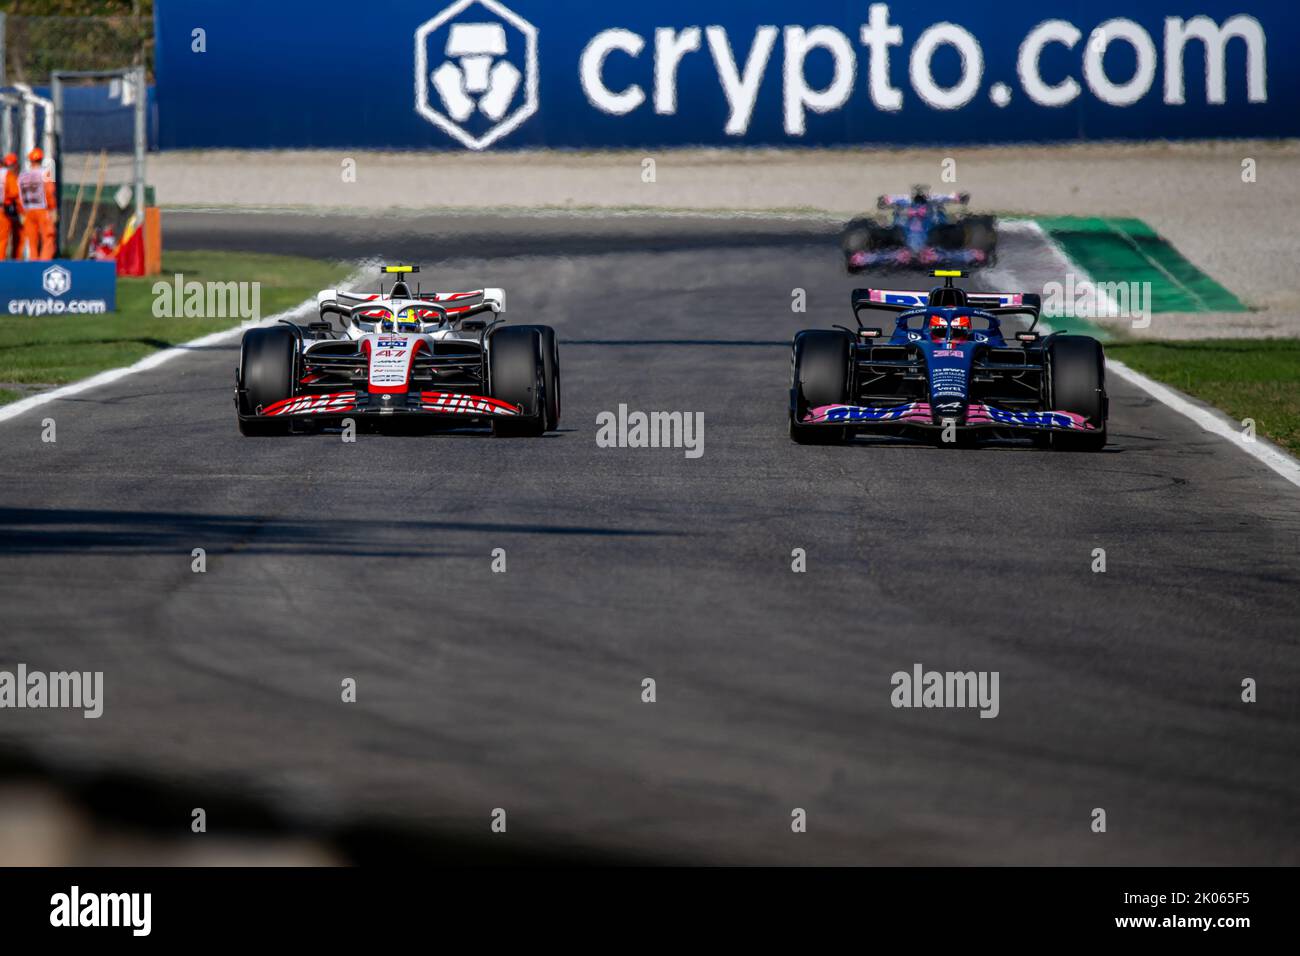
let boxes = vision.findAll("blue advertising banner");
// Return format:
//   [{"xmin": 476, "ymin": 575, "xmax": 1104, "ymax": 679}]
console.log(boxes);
[
  {"xmin": 155, "ymin": 1, "xmax": 1294, "ymax": 150},
  {"xmin": 0, "ymin": 261, "xmax": 116, "ymax": 316}
]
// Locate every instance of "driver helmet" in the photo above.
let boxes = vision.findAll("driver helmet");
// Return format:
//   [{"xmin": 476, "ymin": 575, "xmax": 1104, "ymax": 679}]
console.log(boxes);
[
  {"xmin": 394, "ymin": 306, "xmax": 424, "ymax": 333},
  {"xmin": 359, "ymin": 307, "xmax": 412, "ymax": 334},
  {"xmin": 929, "ymin": 312, "xmax": 972, "ymax": 342},
  {"xmin": 911, "ymin": 184, "xmax": 929, "ymax": 205}
]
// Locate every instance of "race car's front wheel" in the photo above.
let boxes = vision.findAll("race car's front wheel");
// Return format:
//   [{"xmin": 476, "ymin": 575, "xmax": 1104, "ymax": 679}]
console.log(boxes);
[
  {"xmin": 237, "ymin": 326, "xmax": 296, "ymax": 436},
  {"xmin": 841, "ymin": 224, "xmax": 871, "ymax": 254},
  {"xmin": 488, "ymin": 325, "xmax": 549, "ymax": 437},
  {"xmin": 534, "ymin": 324, "xmax": 561, "ymax": 432},
  {"xmin": 1048, "ymin": 335, "xmax": 1107, "ymax": 452},
  {"xmin": 789, "ymin": 330, "xmax": 851, "ymax": 445}
]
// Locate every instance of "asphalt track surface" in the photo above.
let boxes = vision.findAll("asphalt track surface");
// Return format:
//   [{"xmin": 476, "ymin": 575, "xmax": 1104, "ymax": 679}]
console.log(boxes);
[{"xmin": 1, "ymin": 213, "xmax": 1298, "ymax": 864}]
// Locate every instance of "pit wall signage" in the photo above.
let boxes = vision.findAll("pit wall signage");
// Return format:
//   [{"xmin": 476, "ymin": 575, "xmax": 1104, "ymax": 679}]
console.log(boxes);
[{"xmin": 154, "ymin": 0, "xmax": 1292, "ymax": 149}]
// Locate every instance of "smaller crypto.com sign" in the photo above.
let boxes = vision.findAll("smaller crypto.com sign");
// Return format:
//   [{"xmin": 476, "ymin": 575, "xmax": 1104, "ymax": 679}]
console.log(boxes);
[
  {"xmin": 0, "ymin": 261, "xmax": 115, "ymax": 316},
  {"xmin": 154, "ymin": 0, "xmax": 1293, "ymax": 149}
]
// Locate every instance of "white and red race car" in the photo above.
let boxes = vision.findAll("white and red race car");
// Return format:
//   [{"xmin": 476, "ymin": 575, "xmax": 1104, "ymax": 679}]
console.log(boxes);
[{"xmin": 234, "ymin": 265, "xmax": 559, "ymax": 437}]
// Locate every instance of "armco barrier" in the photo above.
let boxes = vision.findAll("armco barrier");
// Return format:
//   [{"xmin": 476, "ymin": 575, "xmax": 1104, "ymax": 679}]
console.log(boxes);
[
  {"xmin": 1, "ymin": 261, "xmax": 116, "ymax": 316},
  {"xmin": 154, "ymin": 0, "xmax": 1295, "ymax": 150}
]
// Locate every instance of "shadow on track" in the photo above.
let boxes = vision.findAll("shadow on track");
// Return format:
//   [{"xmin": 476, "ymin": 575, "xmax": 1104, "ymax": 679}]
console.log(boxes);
[{"xmin": 0, "ymin": 507, "xmax": 683, "ymax": 557}]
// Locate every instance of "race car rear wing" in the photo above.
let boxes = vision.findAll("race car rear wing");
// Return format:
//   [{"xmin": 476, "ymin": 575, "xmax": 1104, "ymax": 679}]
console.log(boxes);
[
  {"xmin": 851, "ymin": 287, "xmax": 1042, "ymax": 331},
  {"xmin": 851, "ymin": 287, "xmax": 1039, "ymax": 311},
  {"xmin": 317, "ymin": 287, "xmax": 507, "ymax": 313},
  {"xmin": 318, "ymin": 298, "xmax": 501, "ymax": 330}
]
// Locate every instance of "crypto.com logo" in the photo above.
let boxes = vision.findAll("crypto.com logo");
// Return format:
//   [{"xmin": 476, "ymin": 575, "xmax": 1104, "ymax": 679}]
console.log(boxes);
[
  {"xmin": 42, "ymin": 265, "xmax": 71, "ymax": 296},
  {"xmin": 414, "ymin": 0, "xmax": 538, "ymax": 150}
]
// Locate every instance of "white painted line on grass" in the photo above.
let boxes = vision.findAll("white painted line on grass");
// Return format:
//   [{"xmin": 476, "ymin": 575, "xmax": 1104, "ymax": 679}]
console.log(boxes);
[{"xmin": 0, "ymin": 298, "xmax": 316, "ymax": 425}]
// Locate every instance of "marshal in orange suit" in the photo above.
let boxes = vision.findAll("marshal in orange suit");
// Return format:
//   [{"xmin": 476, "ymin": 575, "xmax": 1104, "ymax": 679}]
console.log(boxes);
[
  {"xmin": 18, "ymin": 148, "xmax": 56, "ymax": 260},
  {"xmin": 0, "ymin": 153, "xmax": 20, "ymax": 260}
]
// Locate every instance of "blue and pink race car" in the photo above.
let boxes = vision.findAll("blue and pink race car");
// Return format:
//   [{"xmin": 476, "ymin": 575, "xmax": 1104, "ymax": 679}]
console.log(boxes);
[
  {"xmin": 789, "ymin": 271, "xmax": 1107, "ymax": 451},
  {"xmin": 841, "ymin": 187, "xmax": 997, "ymax": 272}
]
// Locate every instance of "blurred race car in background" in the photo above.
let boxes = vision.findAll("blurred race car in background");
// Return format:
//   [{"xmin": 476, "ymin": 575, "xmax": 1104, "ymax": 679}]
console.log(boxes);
[
  {"xmin": 841, "ymin": 187, "xmax": 997, "ymax": 272},
  {"xmin": 789, "ymin": 271, "xmax": 1106, "ymax": 450},
  {"xmin": 235, "ymin": 265, "xmax": 560, "ymax": 436}
]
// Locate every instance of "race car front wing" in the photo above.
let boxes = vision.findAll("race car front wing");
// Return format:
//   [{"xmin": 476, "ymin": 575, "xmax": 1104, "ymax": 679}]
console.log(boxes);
[
  {"xmin": 802, "ymin": 402, "xmax": 1098, "ymax": 432},
  {"xmin": 251, "ymin": 390, "xmax": 522, "ymax": 419}
]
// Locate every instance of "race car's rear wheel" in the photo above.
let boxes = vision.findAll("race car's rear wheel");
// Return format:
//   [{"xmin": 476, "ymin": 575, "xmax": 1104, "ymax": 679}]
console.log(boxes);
[
  {"xmin": 237, "ymin": 326, "xmax": 296, "ymax": 436},
  {"xmin": 488, "ymin": 325, "xmax": 547, "ymax": 437},
  {"xmin": 1048, "ymin": 335, "xmax": 1107, "ymax": 452},
  {"xmin": 842, "ymin": 220, "xmax": 903, "ymax": 267},
  {"xmin": 964, "ymin": 215, "xmax": 998, "ymax": 266},
  {"xmin": 790, "ymin": 330, "xmax": 851, "ymax": 445}
]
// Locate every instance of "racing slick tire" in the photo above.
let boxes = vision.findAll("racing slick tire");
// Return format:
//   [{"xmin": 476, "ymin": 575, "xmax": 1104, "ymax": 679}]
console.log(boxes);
[
  {"xmin": 237, "ymin": 326, "xmax": 296, "ymax": 436},
  {"xmin": 964, "ymin": 215, "xmax": 998, "ymax": 267},
  {"xmin": 510, "ymin": 323, "xmax": 560, "ymax": 431},
  {"xmin": 840, "ymin": 218, "xmax": 876, "ymax": 253},
  {"xmin": 789, "ymin": 330, "xmax": 851, "ymax": 445},
  {"xmin": 532, "ymin": 324, "xmax": 561, "ymax": 431},
  {"xmin": 488, "ymin": 325, "xmax": 548, "ymax": 437},
  {"xmin": 1048, "ymin": 335, "xmax": 1108, "ymax": 452},
  {"xmin": 841, "ymin": 220, "xmax": 873, "ymax": 272},
  {"xmin": 841, "ymin": 221, "xmax": 903, "ymax": 272}
]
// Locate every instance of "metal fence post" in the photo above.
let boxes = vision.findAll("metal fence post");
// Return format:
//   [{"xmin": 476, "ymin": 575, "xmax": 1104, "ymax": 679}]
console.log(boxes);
[
  {"xmin": 134, "ymin": 63, "xmax": 145, "ymax": 225},
  {"xmin": 52, "ymin": 74, "xmax": 62, "ymax": 255}
]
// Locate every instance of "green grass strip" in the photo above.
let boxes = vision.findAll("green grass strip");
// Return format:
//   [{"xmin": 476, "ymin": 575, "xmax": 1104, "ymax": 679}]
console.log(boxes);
[
  {"xmin": 0, "ymin": 250, "xmax": 346, "ymax": 403},
  {"xmin": 1107, "ymin": 339, "xmax": 1300, "ymax": 455}
]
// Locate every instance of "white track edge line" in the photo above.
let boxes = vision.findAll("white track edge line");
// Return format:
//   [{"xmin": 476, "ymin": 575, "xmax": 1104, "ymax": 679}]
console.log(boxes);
[
  {"xmin": 0, "ymin": 298, "xmax": 316, "ymax": 424},
  {"xmin": 1104, "ymin": 358, "xmax": 1300, "ymax": 489},
  {"xmin": 1026, "ymin": 219, "xmax": 1300, "ymax": 489},
  {"xmin": 0, "ymin": 265, "xmax": 374, "ymax": 425}
]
